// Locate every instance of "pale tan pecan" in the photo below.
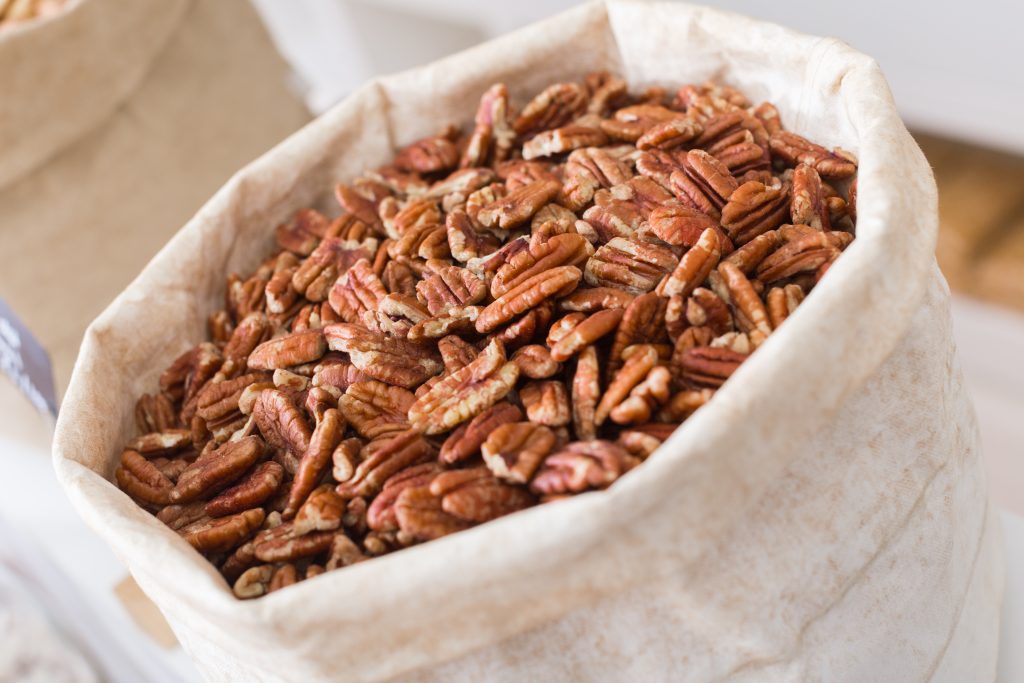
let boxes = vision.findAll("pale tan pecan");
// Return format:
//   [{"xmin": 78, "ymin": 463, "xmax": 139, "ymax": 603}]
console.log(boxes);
[
  {"xmin": 476, "ymin": 266, "xmax": 581, "ymax": 333},
  {"xmin": 338, "ymin": 429, "xmax": 436, "ymax": 498},
  {"xmin": 711, "ymin": 331, "xmax": 754, "ymax": 354},
  {"xmin": 769, "ymin": 131, "xmax": 857, "ymax": 179},
  {"xmin": 511, "ymin": 344, "xmax": 560, "ymax": 379},
  {"xmin": 438, "ymin": 335, "xmax": 479, "ymax": 373},
  {"xmin": 275, "ymin": 209, "xmax": 329, "ymax": 256},
  {"xmin": 522, "ymin": 124, "xmax": 608, "ymax": 160},
  {"xmin": 685, "ymin": 287, "xmax": 735, "ymax": 336},
  {"xmin": 557, "ymin": 286, "xmax": 635, "ymax": 312},
  {"xmin": 766, "ymin": 283, "xmax": 805, "ymax": 328},
  {"xmin": 491, "ymin": 233, "xmax": 593, "ymax": 298},
  {"xmin": 251, "ymin": 389, "xmax": 311, "ymax": 469},
  {"xmin": 338, "ymin": 380, "xmax": 414, "ymax": 440},
  {"xmin": 135, "ymin": 393, "xmax": 178, "ymax": 434},
  {"xmin": 514, "ymin": 82, "xmax": 589, "ymax": 137},
  {"xmin": 595, "ymin": 344, "xmax": 659, "ymax": 426},
  {"xmin": 608, "ymin": 292, "xmax": 669, "ymax": 373},
  {"xmin": 496, "ymin": 159, "xmax": 562, "ymax": 192},
  {"xmin": 720, "ymin": 179, "xmax": 790, "ymax": 245},
  {"xmin": 616, "ymin": 429, "xmax": 664, "ymax": 459},
  {"xmin": 609, "ymin": 366, "xmax": 672, "ymax": 424},
  {"xmin": 325, "ymin": 534, "xmax": 368, "ymax": 570},
  {"xmin": 170, "ymin": 436, "xmax": 264, "ymax": 503},
  {"xmin": 284, "ymin": 407, "xmax": 344, "ymax": 518},
  {"xmin": 571, "ymin": 345, "xmax": 601, "ymax": 440},
  {"xmin": 560, "ymin": 147, "xmax": 634, "ymax": 211},
  {"xmin": 635, "ymin": 148, "xmax": 686, "ymax": 190},
  {"xmin": 429, "ymin": 467, "xmax": 534, "ymax": 523},
  {"xmin": 233, "ymin": 564, "xmax": 274, "ymax": 599},
  {"xmin": 599, "ymin": 104, "xmax": 682, "ymax": 142},
  {"xmin": 205, "ymin": 461, "xmax": 283, "ymax": 518},
  {"xmin": 481, "ymin": 422, "xmax": 556, "ymax": 483},
  {"xmin": 408, "ymin": 339, "xmax": 519, "ymax": 434},
  {"xmin": 116, "ymin": 450, "xmax": 174, "ymax": 506},
  {"xmin": 520, "ymin": 381, "xmax": 570, "ymax": 427},
  {"xmin": 327, "ymin": 259, "xmax": 388, "ymax": 324},
  {"xmin": 127, "ymin": 429, "xmax": 191, "ymax": 457},
  {"xmin": 531, "ymin": 202, "xmax": 579, "ymax": 236},
  {"xmin": 388, "ymin": 221, "xmax": 450, "ymax": 261},
  {"xmin": 183, "ymin": 508, "xmax": 265, "ymax": 555},
  {"xmin": 756, "ymin": 230, "xmax": 853, "ymax": 283},
  {"xmin": 407, "ymin": 305, "xmax": 482, "ymax": 342},
  {"xmin": 584, "ymin": 237, "xmax": 678, "ymax": 295},
  {"xmin": 439, "ymin": 401, "xmax": 523, "ymax": 464},
  {"xmin": 268, "ymin": 564, "xmax": 299, "ymax": 593},
  {"xmin": 394, "ymin": 485, "xmax": 471, "ymax": 541},
  {"xmin": 636, "ymin": 116, "xmax": 702, "ymax": 150},
  {"xmin": 393, "ymin": 132, "xmax": 460, "ymax": 174},
  {"xmin": 416, "ymin": 262, "xmax": 487, "ymax": 315},
  {"xmin": 292, "ymin": 484, "xmax": 346, "ymax": 535},
  {"xmin": 719, "ymin": 262, "xmax": 772, "ymax": 338},
  {"xmin": 264, "ymin": 253, "xmax": 300, "ymax": 316},
  {"xmin": 678, "ymin": 346, "xmax": 748, "ymax": 387},
  {"xmin": 247, "ymin": 329, "xmax": 326, "ymax": 371},
  {"xmin": 362, "ymin": 292, "xmax": 431, "ymax": 338},
  {"xmin": 549, "ymin": 308, "xmax": 624, "ymax": 362},
  {"xmin": 530, "ymin": 441, "xmax": 639, "ymax": 495},
  {"xmin": 324, "ymin": 323, "xmax": 442, "ymax": 388},
  {"xmin": 462, "ymin": 83, "xmax": 515, "ymax": 167},
  {"xmin": 476, "ymin": 178, "xmax": 561, "ymax": 230},
  {"xmin": 367, "ymin": 463, "xmax": 444, "ymax": 532}
]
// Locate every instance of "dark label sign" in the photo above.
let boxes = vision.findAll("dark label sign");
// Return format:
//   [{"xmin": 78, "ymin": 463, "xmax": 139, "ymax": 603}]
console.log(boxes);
[{"xmin": 0, "ymin": 297, "xmax": 58, "ymax": 417}]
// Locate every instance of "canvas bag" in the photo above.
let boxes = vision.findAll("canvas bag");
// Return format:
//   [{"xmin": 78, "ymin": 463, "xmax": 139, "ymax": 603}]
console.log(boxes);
[{"xmin": 52, "ymin": 2, "xmax": 1004, "ymax": 681}]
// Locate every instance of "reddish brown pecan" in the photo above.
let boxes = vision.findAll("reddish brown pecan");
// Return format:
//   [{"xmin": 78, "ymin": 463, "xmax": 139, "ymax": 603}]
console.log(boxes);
[
  {"xmin": 338, "ymin": 380, "xmax": 415, "ymax": 440},
  {"xmin": 293, "ymin": 237, "xmax": 376, "ymax": 302},
  {"xmin": 205, "ymin": 461, "xmax": 283, "ymax": 518},
  {"xmin": 549, "ymin": 308, "xmax": 624, "ymax": 362},
  {"xmin": 571, "ymin": 345, "xmax": 601, "ymax": 440},
  {"xmin": 647, "ymin": 204, "xmax": 719, "ymax": 249},
  {"xmin": 656, "ymin": 226, "xmax": 723, "ymax": 300},
  {"xmin": 252, "ymin": 389, "xmax": 311, "ymax": 469},
  {"xmin": 530, "ymin": 441, "xmax": 639, "ymax": 495},
  {"xmin": 766, "ymin": 283, "xmax": 805, "ymax": 328},
  {"xmin": 247, "ymin": 329, "xmax": 326, "ymax": 371},
  {"xmin": 416, "ymin": 263, "xmax": 487, "ymax": 316},
  {"xmin": 446, "ymin": 210, "xmax": 503, "ymax": 263},
  {"xmin": 769, "ymin": 131, "xmax": 857, "ymax": 179},
  {"xmin": 560, "ymin": 147, "xmax": 634, "ymax": 211},
  {"xmin": 408, "ymin": 339, "xmax": 519, "ymax": 434},
  {"xmin": 476, "ymin": 179, "xmax": 561, "ymax": 230},
  {"xmin": 756, "ymin": 230, "xmax": 853, "ymax": 283},
  {"xmin": 324, "ymin": 323, "xmax": 442, "ymax": 389},
  {"xmin": 520, "ymin": 381, "xmax": 571, "ymax": 427},
  {"xmin": 522, "ymin": 125, "xmax": 608, "ymax": 160},
  {"xmin": 394, "ymin": 485, "xmax": 471, "ymax": 541},
  {"xmin": 327, "ymin": 259, "xmax": 388, "ymax": 325},
  {"xmin": 116, "ymin": 450, "xmax": 174, "ymax": 506},
  {"xmin": 393, "ymin": 133, "xmax": 460, "ymax": 174},
  {"xmin": 491, "ymin": 233, "xmax": 593, "ymax": 299},
  {"xmin": 476, "ymin": 266, "xmax": 581, "ymax": 334},
  {"xmin": 367, "ymin": 463, "xmax": 444, "ymax": 532},
  {"xmin": 275, "ymin": 209, "xmax": 329, "ymax": 256},
  {"xmin": 514, "ymin": 82, "xmax": 589, "ymax": 137},
  {"xmin": 608, "ymin": 292, "xmax": 669, "ymax": 373},
  {"xmin": 584, "ymin": 238, "xmax": 678, "ymax": 295},
  {"xmin": 595, "ymin": 344, "xmax": 660, "ymax": 426},
  {"xmin": 171, "ymin": 436, "xmax": 265, "ymax": 503},
  {"xmin": 462, "ymin": 83, "xmax": 515, "ymax": 167},
  {"xmin": 439, "ymin": 401, "xmax": 523, "ymax": 464},
  {"xmin": 183, "ymin": 508, "xmax": 265, "ymax": 555},
  {"xmin": 431, "ymin": 467, "xmax": 535, "ymax": 523},
  {"xmin": 135, "ymin": 393, "xmax": 178, "ymax": 434},
  {"xmin": 678, "ymin": 346, "xmax": 748, "ymax": 387},
  {"xmin": 511, "ymin": 344, "xmax": 561, "ymax": 379},
  {"xmin": 338, "ymin": 430, "xmax": 436, "ymax": 498},
  {"xmin": 284, "ymin": 407, "xmax": 345, "ymax": 518},
  {"xmin": 482, "ymin": 422, "xmax": 556, "ymax": 483},
  {"xmin": 292, "ymin": 484, "xmax": 346, "ymax": 535}
]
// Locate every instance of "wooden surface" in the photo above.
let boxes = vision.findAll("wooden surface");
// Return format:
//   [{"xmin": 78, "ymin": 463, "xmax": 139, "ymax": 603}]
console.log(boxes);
[{"xmin": 918, "ymin": 132, "xmax": 1024, "ymax": 312}]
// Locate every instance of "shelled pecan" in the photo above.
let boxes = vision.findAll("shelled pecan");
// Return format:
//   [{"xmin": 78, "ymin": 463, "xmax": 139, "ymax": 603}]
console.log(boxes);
[{"xmin": 116, "ymin": 74, "xmax": 857, "ymax": 596}]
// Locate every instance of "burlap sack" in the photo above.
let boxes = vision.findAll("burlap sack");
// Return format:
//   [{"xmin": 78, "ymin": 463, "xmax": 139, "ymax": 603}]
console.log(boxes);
[{"xmin": 53, "ymin": 2, "xmax": 1004, "ymax": 681}]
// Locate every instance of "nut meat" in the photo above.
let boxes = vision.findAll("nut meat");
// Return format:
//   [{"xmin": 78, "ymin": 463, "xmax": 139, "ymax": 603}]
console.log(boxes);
[{"xmin": 116, "ymin": 75, "xmax": 857, "ymax": 597}]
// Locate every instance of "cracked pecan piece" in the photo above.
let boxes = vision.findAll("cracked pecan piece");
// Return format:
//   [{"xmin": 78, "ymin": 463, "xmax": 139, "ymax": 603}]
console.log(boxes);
[
  {"xmin": 491, "ymin": 233, "xmax": 593, "ymax": 298},
  {"xmin": 338, "ymin": 430, "xmax": 436, "ymax": 498},
  {"xmin": 482, "ymin": 422, "xmax": 556, "ymax": 483},
  {"xmin": 522, "ymin": 124, "xmax": 608, "ymax": 160},
  {"xmin": 430, "ymin": 467, "xmax": 535, "ymax": 523},
  {"xmin": 520, "ymin": 381, "xmax": 571, "ymax": 427},
  {"xmin": 476, "ymin": 178, "xmax": 561, "ymax": 230}
]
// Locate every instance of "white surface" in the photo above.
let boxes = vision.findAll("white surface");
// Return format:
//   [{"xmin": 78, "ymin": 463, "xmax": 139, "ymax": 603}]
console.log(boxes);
[{"xmin": 252, "ymin": 0, "xmax": 1024, "ymax": 154}]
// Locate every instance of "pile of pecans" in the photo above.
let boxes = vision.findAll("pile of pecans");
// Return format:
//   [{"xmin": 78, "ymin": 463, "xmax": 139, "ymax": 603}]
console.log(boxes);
[{"xmin": 115, "ymin": 74, "xmax": 858, "ymax": 598}]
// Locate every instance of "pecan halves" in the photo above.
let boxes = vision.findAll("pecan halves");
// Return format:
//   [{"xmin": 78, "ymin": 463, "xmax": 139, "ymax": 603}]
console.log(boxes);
[
  {"xmin": 407, "ymin": 339, "xmax": 520, "ymax": 434},
  {"xmin": 520, "ymin": 380, "xmax": 571, "ymax": 427},
  {"xmin": 293, "ymin": 484, "xmax": 347, "ymax": 535},
  {"xmin": 205, "ymin": 461, "xmax": 283, "ymax": 518},
  {"xmin": 572, "ymin": 345, "xmax": 601, "ymax": 440},
  {"xmin": 790, "ymin": 164, "xmax": 831, "ymax": 230},
  {"xmin": 327, "ymin": 258, "xmax": 388, "ymax": 324},
  {"xmin": 718, "ymin": 262, "xmax": 772, "ymax": 339},
  {"xmin": 116, "ymin": 450, "xmax": 174, "ymax": 506},
  {"xmin": 462, "ymin": 83, "xmax": 515, "ymax": 168},
  {"xmin": 338, "ymin": 430, "xmax": 436, "ymax": 498},
  {"xmin": 476, "ymin": 179, "xmax": 561, "ymax": 230},
  {"xmin": 171, "ymin": 436, "xmax": 265, "ymax": 503},
  {"xmin": 416, "ymin": 263, "xmax": 487, "ymax": 316},
  {"xmin": 182, "ymin": 508, "xmax": 265, "ymax": 555},
  {"xmin": 755, "ymin": 230, "xmax": 853, "ymax": 283},
  {"xmin": 678, "ymin": 347, "xmax": 748, "ymax": 388},
  {"xmin": 324, "ymin": 323, "xmax": 442, "ymax": 389},
  {"xmin": 513, "ymin": 82, "xmax": 589, "ymax": 137},
  {"xmin": 766, "ymin": 284, "xmax": 805, "ymax": 328},
  {"xmin": 720, "ymin": 179, "xmax": 790, "ymax": 245},
  {"xmin": 530, "ymin": 441, "xmax": 639, "ymax": 495},
  {"xmin": 439, "ymin": 401, "xmax": 523, "ymax": 464},
  {"xmin": 594, "ymin": 344, "xmax": 660, "ymax": 427},
  {"xmin": 656, "ymin": 226, "xmax": 723, "ymax": 301},
  {"xmin": 476, "ymin": 266, "xmax": 582, "ymax": 334},
  {"xmin": 252, "ymin": 389, "xmax": 311, "ymax": 468},
  {"xmin": 522, "ymin": 125, "xmax": 608, "ymax": 160},
  {"xmin": 431, "ymin": 468, "xmax": 535, "ymax": 523},
  {"xmin": 585, "ymin": 237, "xmax": 678, "ymax": 295},
  {"xmin": 366, "ymin": 463, "xmax": 443, "ymax": 532},
  {"xmin": 394, "ymin": 485, "xmax": 471, "ymax": 541},
  {"xmin": 247, "ymin": 329, "xmax": 327, "ymax": 371},
  {"xmin": 338, "ymin": 380, "xmax": 415, "ymax": 440},
  {"xmin": 769, "ymin": 131, "xmax": 857, "ymax": 179},
  {"xmin": 491, "ymin": 233, "xmax": 593, "ymax": 299},
  {"xmin": 283, "ymin": 408, "xmax": 345, "ymax": 518},
  {"xmin": 549, "ymin": 308, "xmax": 624, "ymax": 362},
  {"xmin": 482, "ymin": 422, "xmax": 556, "ymax": 483}
]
